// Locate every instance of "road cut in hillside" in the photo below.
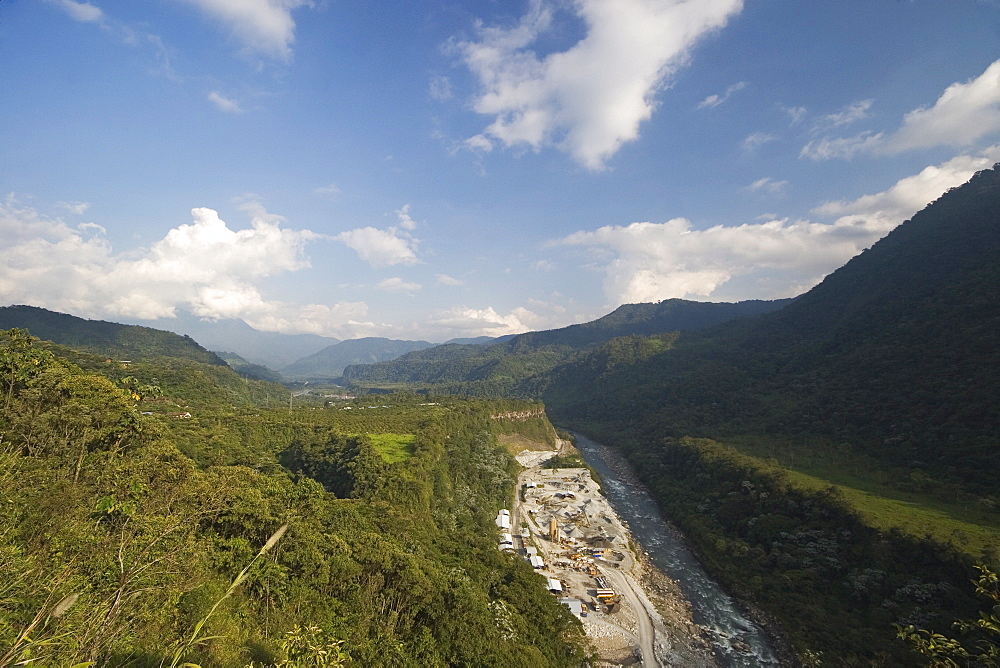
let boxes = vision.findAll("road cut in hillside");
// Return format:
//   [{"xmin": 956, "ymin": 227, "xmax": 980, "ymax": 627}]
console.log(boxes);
[{"xmin": 509, "ymin": 450, "xmax": 715, "ymax": 667}]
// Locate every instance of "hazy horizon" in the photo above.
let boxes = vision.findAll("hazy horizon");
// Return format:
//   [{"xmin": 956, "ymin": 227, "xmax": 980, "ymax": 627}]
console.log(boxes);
[{"xmin": 3, "ymin": 1, "xmax": 999, "ymax": 340}]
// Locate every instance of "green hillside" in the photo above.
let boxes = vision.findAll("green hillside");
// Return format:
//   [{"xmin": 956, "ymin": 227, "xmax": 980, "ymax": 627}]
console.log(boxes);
[
  {"xmin": 0, "ymin": 305, "xmax": 227, "ymax": 366},
  {"xmin": 217, "ymin": 351, "xmax": 285, "ymax": 383},
  {"xmin": 0, "ymin": 328, "xmax": 588, "ymax": 666}
]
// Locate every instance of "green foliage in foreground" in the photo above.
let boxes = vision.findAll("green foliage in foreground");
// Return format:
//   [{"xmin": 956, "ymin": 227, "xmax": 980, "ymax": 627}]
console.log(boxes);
[
  {"xmin": 898, "ymin": 565, "xmax": 1000, "ymax": 666},
  {"xmin": 0, "ymin": 329, "xmax": 589, "ymax": 667}
]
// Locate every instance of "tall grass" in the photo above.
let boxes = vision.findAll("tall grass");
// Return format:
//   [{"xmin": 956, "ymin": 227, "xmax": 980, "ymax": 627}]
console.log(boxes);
[{"xmin": 167, "ymin": 524, "xmax": 288, "ymax": 668}]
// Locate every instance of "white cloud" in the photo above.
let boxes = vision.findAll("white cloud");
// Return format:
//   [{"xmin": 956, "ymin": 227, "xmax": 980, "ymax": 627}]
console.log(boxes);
[
  {"xmin": 457, "ymin": 0, "xmax": 744, "ymax": 170},
  {"xmin": 436, "ymin": 273, "xmax": 463, "ymax": 286},
  {"xmin": 783, "ymin": 105, "xmax": 808, "ymax": 125},
  {"xmin": 815, "ymin": 99, "xmax": 872, "ymax": 129},
  {"xmin": 746, "ymin": 177, "xmax": 788, "ymax": 194},
  {"xmin": 314, "ymin": 183, "xmax": 341, "ymax": 197},
  {"xmin": 0, "ymin": 201, "xmax": 378, "ymax": 336},
  {"xmin": 242, "ymin": 301, "xmax": 373, "ymax": 338},
  {"xmin": 177, "ymin": 0, "xmax": 312, "ymax": 60},
  {"xmin": 376, "ymin": 277, "xmax": 422, "ymax": 294},
  {"xmin": 426, "ymin": 305, "xmax": 545, "ymax": 338},
  {"xmin": 335, "ymin": 226, "xmax": 419, "ymax": 268},
  {"xmin": 803, "ymin": 60, "xmax": 1000, "ymax": 160},
  {"xmin": 812, "ymin": 146, "xmax": 1000, "ymax": 219},
  {"xmin": 429, "ymin": 75, "xmax": 453, "ymax": 101},
  {"xmin": 396, "ymin": 204, "xmax": 418, "ymax": 230},
  {"xmin": 800, "ymin": 130, "xmax": 883, "ymax": 161},
  {"xmin": 58, "ymin": 201, "xmax": 91, "ymax": 215},
  {"xmin": 697, "ymin": 81, "xmax": 747, "ymax": 109},
  {"xmin": 208, "ymin": 90, "xmax": 243, "ymax": 113},
  {"xmin": 885, "ymin": 59, "xmax": 1000, "ymax": 153},
  {"xmin": 335, "ymin": 206, "xmax": 423, "ymax": 267},
  {"xmin": 532, "ymin": 259, "xmax": 555, "ymax": 271},
  {"xmin": 741, "ymin": 132, "xmax": 775, "ymax": 151},
  {"xmin": 464, "ymin": 134, "xmax": 495, "ymax": 153},
  {"xmin": 555, "ymin": 149, "xmax": 999, "ymax": 304},
  {"xmin": 50, "ymin": 0, "xmax": 104, "ymax": 23}
]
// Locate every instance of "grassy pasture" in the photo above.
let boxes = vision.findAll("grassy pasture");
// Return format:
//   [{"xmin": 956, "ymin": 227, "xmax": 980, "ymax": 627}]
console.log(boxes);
[
  {"xmin": 367, "ymin": 432, "xmax": 416, "ymax": 463},
  {"xmin": 726, "ymin": 435, "xmax": 1000, "ymax": 558},
  {"xmin": 780, "ymin": 466, "xmax": 1000, "ymax": 558}
]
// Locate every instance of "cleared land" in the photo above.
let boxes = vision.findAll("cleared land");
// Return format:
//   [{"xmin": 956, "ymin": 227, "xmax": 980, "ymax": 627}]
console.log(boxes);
[{"xmin": 509, "ymin": 452, "xmax": 714, "ymax": 667}]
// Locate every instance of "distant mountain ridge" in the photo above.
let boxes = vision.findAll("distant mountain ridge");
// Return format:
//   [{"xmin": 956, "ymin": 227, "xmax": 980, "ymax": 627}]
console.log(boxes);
[
  {"xmin": 342, "ymin": 298, "xmax": 791, "ymax": 391},
  {"xmin": 123, "ymin": 310, "xmax": 341, "ymax": 369},
  {"xmin": 0, "ymin": 304, "xmax": 228, "ymax": 366},
  {"xmin": 282, "ymin": 337, "xmax": 436, "ymax": 381}
]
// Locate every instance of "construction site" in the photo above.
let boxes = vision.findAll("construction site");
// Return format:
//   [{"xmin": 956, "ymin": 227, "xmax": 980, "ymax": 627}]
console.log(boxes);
[{"xmin": 496, "ymin": 449, "xmax": 716, "ymax": 667}]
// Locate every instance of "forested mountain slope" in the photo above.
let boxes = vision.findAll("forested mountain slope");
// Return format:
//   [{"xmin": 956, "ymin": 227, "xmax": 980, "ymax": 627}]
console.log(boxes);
[
  {"xmin": 543, "ymin": 163, "xmax": 1000, "ymax": 494},
  {"xmin": 532, "ymin": 164, "xmax": 1000, "ymax": 664},
  {"xmin": 216, "ymin": 351, "xmax": 286, "ymax": 383},
  {"xmin": 342, "ymin": 298, "xmax": 789, "ymax": 394},
  {"xmin": 0, "ymin": 328, "xmax": 588, "ymax": 666},
  {"xmin": 0, "ymin": 305, "xmax": 227, "ymax": 366}
]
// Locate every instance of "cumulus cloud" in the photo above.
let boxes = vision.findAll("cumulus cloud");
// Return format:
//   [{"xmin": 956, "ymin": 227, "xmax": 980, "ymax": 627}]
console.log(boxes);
[
  {"xmin": 177, "ymin": 0, "xmax": 312, "ymax": 60},
  {"xmin": 803, "ymin": 60, "xmax": 1000, "ymax": 160},
  {"xmin": 426, "ymin": 305, "xmax": 545, "ymax": 338},
  {"xmin": 884, "ymin": 59, "xmax": 1000, "ymax": 153},
  {"xmin": 334, "ymin": 205, "xmax": 422, "ymax": 267},
  {"xmin": 208, "ymin": 90, "xmax": 243, "ymax": 113},
  {"xmin": 376, "ymin": 277, "xmax": 422, "ymax": 294},
  {"xmin": 336, "ymin": 226, "xmax": 419, "ymax": 268},
  {"xmin": 457, "ymin": 0, "xmax": 744, "ymax": 169},
  {"xmin": 242, "ymin": 301, "xmax": 373, "ymax": 338},
  {"xmin": 812, "ymin": 146, "xmax": 1000, "ymax": 219},
  {"xmin": 50, "ymin": 0, "xmax": 104, "ymax": 23},
  {"xmin": 697, "ymin": 80, "xmax": 747, "ymax": 109},
  {"xmin": 555, "ymin": 149, "xmax": 1000, "ymax": 304},
  {"xmin": 0, "ymin": 200, "xmax": 375, "ymax": 336}
]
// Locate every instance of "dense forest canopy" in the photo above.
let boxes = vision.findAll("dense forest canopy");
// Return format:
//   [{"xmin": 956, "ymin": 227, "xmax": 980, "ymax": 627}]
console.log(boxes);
[{"xmin": 0, "ymin": 328, "xmax": 588, "ymax": 667}]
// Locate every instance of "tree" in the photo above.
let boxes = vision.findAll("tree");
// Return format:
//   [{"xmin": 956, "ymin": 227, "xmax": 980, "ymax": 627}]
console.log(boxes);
[{"xmin": 898, "ymin": 565, "xmax": 1000, "ymax": 666}]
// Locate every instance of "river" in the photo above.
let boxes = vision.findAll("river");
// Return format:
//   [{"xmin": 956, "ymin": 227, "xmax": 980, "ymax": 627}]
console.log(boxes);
[{"xmin": 572, "ymin": 433, "xmax": 781, "ymax": 667}]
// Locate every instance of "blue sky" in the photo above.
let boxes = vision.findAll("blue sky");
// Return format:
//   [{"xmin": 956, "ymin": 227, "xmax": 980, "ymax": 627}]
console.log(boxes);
[{"xmin": 2, "ymin": 0, "xmax": 1000, "ymax": 342}]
